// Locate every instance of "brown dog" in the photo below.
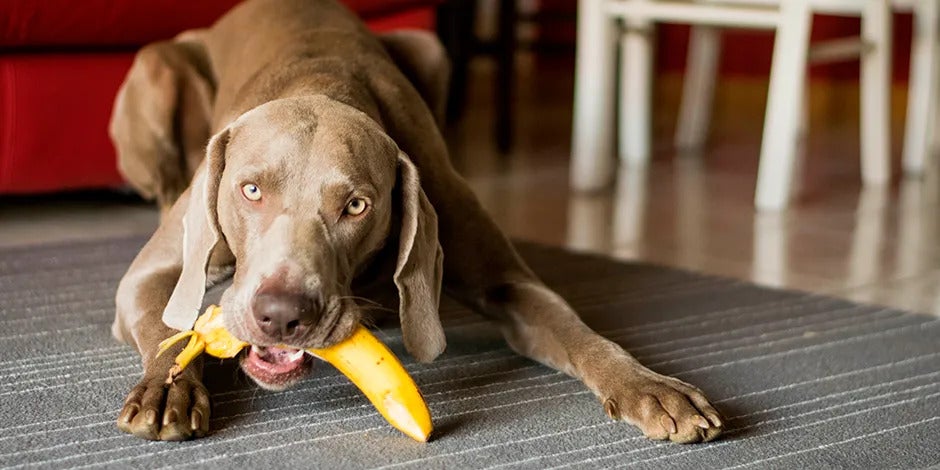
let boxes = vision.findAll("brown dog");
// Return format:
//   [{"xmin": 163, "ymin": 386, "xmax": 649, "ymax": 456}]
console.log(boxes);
[{"xmin": 109, "ymin": 0, "xmax": 723, "ymax": 443}]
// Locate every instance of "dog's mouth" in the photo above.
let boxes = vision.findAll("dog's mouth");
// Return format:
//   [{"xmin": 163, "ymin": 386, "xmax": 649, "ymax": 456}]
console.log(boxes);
[{"xmin": 240, "ymin": 345, "xmax": 313, "ymax": 389}]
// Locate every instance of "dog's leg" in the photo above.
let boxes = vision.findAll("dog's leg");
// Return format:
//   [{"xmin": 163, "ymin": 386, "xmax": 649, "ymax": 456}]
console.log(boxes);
[
  {"xmin": 368, "ymin": 40, "xmax": 722, "ymax": 442},
  {"xmin": 433, "ymin": 184, "xmax": 723, "ymax": 443},
  {"xmin": 113, "ymin": 189, "xmax": 233, "ymax": 440},
  {"xmin": 474, "ymin": 279, "xmax": 722, "ymax": 443},
  {"xmin": 109, "ymin": 32, "xmax": 215, "ymax": 216}
]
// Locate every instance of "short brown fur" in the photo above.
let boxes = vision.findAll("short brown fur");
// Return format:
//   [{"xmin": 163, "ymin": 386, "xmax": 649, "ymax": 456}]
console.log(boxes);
[{"xmin": 110, "ymin": 0, "xmax": 723, "ymax": 443}]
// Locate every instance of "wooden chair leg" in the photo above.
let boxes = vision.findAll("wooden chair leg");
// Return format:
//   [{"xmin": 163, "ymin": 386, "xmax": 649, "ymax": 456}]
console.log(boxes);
[
  {"xmin": 436, "ymin": 0, "xmax": 476, "ymax": 123},
  {"xmin": 571, "ymin": 0, "xmax": 619, "ymax": 191},
  {"xmin": 860, "ymin": 0, "xmax": 892, "ymax": 185},
  {"xmin": 903, "ymin": 0, "xmax": 940, "ymax": 175},
  {"xmin": 619, "ymin": 20, "xmax": 654, "ymax": 166},
  {"xmin": 676, "ymin": 26, "xmax": 722, "ymax": 151},
  {"xmin": 495, "ymin": 0, "xmax": 518, "ymax": 153},
  {"xmin": 755, "ymin": 0, "xmax": 812, "ymax": 211}
]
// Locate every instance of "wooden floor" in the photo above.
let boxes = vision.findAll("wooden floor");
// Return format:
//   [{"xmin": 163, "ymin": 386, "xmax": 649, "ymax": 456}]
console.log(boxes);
[{"xmin": 3, "ymin": 52, "xmax": 939, "ymax": 315}]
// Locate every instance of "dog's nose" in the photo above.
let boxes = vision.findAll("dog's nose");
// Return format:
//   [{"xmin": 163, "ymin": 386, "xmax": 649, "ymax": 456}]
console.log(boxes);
[{"xmin": 251, "ymin": 287, "xmax": 321, "ymax": 341}]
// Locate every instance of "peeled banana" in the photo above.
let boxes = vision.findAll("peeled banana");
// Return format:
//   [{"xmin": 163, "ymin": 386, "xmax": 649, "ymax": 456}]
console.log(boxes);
[
  {"xmin": 306, "ymin": 325, "xmax": 433, "ymax": 442},
  {"xmin": 157, "ymin": 305, "xmax": 433, "ymax": 442}
]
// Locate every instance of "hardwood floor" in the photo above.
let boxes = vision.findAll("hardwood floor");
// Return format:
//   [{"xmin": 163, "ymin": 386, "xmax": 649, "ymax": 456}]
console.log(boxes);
[
  {"xmin": 2, "ymin": 52, "xmax": 938, "ymax": 315},
  {"xmin": 453, "ymin": 53, "xmax": 940, "ymax": 316}
]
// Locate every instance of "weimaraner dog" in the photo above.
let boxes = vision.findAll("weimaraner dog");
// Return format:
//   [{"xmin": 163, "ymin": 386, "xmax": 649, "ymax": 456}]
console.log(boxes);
[{"xmin": 109, "ymin": 0, "xmax": 723, "ymax": 443}]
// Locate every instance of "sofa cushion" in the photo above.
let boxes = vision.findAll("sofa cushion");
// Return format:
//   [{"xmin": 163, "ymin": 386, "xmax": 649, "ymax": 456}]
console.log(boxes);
[
  {"xmin": 0, "ymin": 4, "xmax": 438, "ymax": 194},
  {"xmin": 0, "ymin": 0, "xmax": 439, "ymax": 48},
  {"xmin": 0, "ymin": 53, "xmax": 131, "ymax": 193}
]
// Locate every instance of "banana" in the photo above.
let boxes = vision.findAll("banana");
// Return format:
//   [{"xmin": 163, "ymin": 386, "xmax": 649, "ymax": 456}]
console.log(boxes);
[
  {"xmin": 156, "ymin": 305, "xmax": 433, "ymax": 442},
  {"xmin": 307, "ymin": 326, "xmax": 433, "ymax": 442},
  {"xmin": 156, "ymin": 305, "xmax": 245, "ymax": 383}
]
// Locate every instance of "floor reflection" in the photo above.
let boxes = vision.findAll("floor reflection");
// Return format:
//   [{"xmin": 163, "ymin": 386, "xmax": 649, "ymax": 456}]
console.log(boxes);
[{"xmin": 558, "ymin": 156, "xmax": 940, "ymax": 316}]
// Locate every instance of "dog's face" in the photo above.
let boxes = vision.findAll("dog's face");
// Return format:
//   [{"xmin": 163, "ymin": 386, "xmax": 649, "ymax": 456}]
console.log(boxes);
[
  {"xmin": 218, "ymin": 98, "xmax": 399, "ymax": 388},
  {"xmin": 163, "ymin": 96, "xmax": 446, "ymax": 390}
]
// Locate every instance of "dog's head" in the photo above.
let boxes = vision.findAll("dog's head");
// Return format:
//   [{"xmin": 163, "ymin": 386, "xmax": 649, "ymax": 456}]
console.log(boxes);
[{"xmin": 163, "ymin": 96, "xmax": 445, "ymax": 389}]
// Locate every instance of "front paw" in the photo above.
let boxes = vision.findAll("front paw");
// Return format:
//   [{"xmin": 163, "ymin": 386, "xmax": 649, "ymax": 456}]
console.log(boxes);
[
  {"xmin": 602, "ymin": 373, "xmax": 723, "ymax": 444},
  {"xmin": 117, "ymin": 376, "xmax": 210, "ymax": 441}
]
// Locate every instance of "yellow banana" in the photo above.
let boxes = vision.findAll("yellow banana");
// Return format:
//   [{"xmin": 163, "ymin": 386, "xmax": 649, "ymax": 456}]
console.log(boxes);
[
  {"xmin": 307, "ymin": 326, "xmax": 433, "ymax": 442},
  {"xmin": 193, "ymin": 305, "xmax": 248, "ymax": 359},
  {"xmin": 156, "ymin": 305, "xmax": 245, "ymax": 383},
  {"xmin": 156, "ymin": 305, "xmax": 433, "ymax": 442}
]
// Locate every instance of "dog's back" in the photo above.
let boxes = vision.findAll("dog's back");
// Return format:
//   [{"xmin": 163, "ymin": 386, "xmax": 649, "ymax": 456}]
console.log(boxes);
[{"xmin": 205, "ymin": 0, "xmax": 391, "ymax": 129}]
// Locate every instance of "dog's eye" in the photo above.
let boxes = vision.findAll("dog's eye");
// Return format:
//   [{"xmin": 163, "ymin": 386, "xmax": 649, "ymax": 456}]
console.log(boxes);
[
  {"xmin": 344, "ymin": 197, "xmax": 368, "ymax": 216},
  {"xmin": 241, "ymin": 183, "xmax": 262, "ymax": 201}
]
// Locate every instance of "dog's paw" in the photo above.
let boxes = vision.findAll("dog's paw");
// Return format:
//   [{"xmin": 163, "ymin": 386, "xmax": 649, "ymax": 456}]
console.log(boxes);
[
  {"xmin": 117, "ymin": 376, "xmax": 210, "ymax": 441},
  {"xmin": 601, "ymin": 372, "xmax": 723, "ymax": 444}
]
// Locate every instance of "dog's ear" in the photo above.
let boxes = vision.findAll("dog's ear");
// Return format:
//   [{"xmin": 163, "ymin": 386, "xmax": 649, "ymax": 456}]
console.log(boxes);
[
  {"xmin": 162, "ymin": 128, "xmax": 230, "ymax": 331},
  {"xmin": 394, "ymin": 151, "xmax": 446, "ymax": 362}
]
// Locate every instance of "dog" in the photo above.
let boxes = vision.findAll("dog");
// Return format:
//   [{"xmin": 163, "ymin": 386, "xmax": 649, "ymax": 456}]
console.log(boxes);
[{"xmin": 109, "ymin": 0, "xmax": 723, "ymax": 443}]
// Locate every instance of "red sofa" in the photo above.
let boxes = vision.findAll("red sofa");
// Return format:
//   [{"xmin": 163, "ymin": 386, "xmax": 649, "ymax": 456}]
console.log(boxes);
[{"xmin": 0, "ymin": 0, "xmax": 438, "ymax": 195}]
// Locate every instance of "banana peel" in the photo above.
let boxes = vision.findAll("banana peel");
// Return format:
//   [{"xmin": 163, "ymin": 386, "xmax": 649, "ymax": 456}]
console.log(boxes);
[
  {"xmin": 156, "ymin": 305, "xmax": 246, "ymax": 381},
  {"xmin": 156, "ymin": 305, "xmax": 433, "ymax": 442}
]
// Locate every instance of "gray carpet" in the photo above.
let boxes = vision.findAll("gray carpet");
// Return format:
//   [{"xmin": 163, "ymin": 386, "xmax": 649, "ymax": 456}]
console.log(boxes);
[{"xmin": 1, "ymin": 237, "xmax": 938, "ymax": 470}]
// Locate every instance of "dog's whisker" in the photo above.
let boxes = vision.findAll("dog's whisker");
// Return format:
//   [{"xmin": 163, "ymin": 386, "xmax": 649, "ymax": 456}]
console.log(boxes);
[
  {"xmin": 336, "ymin": 295, "xmax": 386, "ymax": 308},
  {"xmin": 358, "ymin": 305, "xmax": 397, "ymax": 315}
]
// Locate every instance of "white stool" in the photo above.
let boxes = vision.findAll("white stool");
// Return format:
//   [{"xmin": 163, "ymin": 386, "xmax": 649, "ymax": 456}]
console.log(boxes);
[
  {"xmin": 897, "ymin": 0, "xmax": 939, "ymax": 176},
  {"xmin": 678, "ymin": 0, "xmax": 940, "ymax": 178},
  {"xmin": 570, "ymin": 0, "xmax": 896, "ymax": 210}
]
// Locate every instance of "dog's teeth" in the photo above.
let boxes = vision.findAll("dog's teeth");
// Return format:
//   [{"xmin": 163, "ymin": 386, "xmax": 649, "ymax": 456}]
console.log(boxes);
[
  {"xmin": 251, "ymin": 345, "xmax": 263, "ymax": 354},
  {"xmin": 288, "ymin": 349, "xmax": 305, "ymax": 362}
]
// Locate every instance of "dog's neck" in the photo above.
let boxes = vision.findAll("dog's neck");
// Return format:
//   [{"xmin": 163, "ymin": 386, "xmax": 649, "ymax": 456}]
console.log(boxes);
[{"xmin": 208, "ymin": 30, "xmax": 388, "ymax": 133}]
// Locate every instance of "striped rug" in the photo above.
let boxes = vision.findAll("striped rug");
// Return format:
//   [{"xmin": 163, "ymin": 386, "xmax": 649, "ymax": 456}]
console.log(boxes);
[{"xmin": 0, "ymin": 237, "xmax": 937, "ymax": 469}]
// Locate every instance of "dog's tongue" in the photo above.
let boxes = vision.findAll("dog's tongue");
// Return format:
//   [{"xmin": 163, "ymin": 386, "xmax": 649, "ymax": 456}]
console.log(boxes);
[
  {"xmin": 248, "ymin": 345, "xmax": 306, "ymax": 374},
  {"xmin": 257, "ymin": 346, "xmax": 304, "ymax": 363}
]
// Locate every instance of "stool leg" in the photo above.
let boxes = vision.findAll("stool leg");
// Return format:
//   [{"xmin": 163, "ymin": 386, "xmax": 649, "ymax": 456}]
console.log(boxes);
[
  {"xmin": 790, "ymin": 81, "xmax": 811, "ymax": 197},
  {"xmin": 932, "ymin": 48, "xmax": 940, "ymax": 157},
  {"xmin": 620, "ymin": 21, "xmax": 654, "ymax": 166},
  {"xmin": 495, "ymin": 0, "xmax": 517, "ymax": 153},
  {"xmin": 903, "ymin": 0, "xmax": 939, "ymax": 175},
  {"xmin": 571, "ymin": 0, "xmax": 619, "ymax": 191},
  {"xmin": 676, "ymin": 26, "xmax": 721, "ymax": 151},
  {"xmin": 933, "ymin": 57, "xmax": 940, "ymax": 157},
  {"xmin": 860, "ymin": 0, "xmax": 892, "ymax": 185},
  {"xmin": 755, "ymin": 0, "xmax": 812, "ymax": 211}
]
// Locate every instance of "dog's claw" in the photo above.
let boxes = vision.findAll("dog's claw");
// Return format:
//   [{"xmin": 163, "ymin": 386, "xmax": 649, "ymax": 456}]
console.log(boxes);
[
  {"xmin": 661, "ymin": 415, "xmax": 678, "ymax": 434},
  {"xmin": 117, "ymin": 376, "xmax": 210, "ymax": 441},
  {"xmin": 706, "ymin": 413, "xmax": 723, "ymax": 428},
  {"xmin": 163, "ymin": 409, "xmax": 178, "ymax": 426},
  {"xmin": 603, "ymin": 398, "xmax": 620, "ymax": 420},
  {"xmin": 599, "ymin": 370, "xmax": 723, "ymax": 444},
  {"xmin": 191, "ymin": 409, "xmax": 203, "ymax": 432},
  {"xmin": 692, "ymin": 415, "xmax": 709, "ymax": 429},
  {"xmin": 118, "ymin": 406, "xmax": 136, "ymax": 426}
]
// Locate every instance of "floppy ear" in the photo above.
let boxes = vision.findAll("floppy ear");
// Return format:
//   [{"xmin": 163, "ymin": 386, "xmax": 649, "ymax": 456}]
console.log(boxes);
[
  {"xmin": 394, "ymin": 151, "xmax": 446, "ymax": 362},
  {"xmin": 162, "ymin": 128, "xmax": 230, "ymax": 331}
]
